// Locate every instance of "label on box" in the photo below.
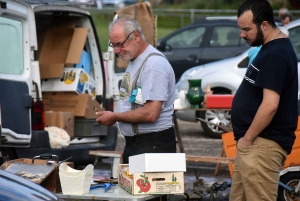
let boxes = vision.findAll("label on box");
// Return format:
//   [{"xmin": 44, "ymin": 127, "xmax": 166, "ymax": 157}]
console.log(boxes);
[
  {"xmin": 75, "ymin": 50, "xmax": 91, "ymax": 74},
  {"xmin": 42, "ymin": 68, "xmax": 96, "ymax": 99},
  {"xmin": 118, "ymin": 164, "xmax": 184, "ymax": 195}
]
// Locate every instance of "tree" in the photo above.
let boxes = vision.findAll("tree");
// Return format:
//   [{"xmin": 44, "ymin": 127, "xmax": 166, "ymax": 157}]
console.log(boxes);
[{"xmin": 289, "ymin": 0, "xmax": 300, "ymax": 9}]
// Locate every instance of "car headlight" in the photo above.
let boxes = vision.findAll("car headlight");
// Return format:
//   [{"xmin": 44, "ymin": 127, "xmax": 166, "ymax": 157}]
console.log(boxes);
[
  {"xmin": 179, "ymin": 66, "xmax": 203, "ymax": 82},
  {"xmin": 175, "ymin": 66, "xmax": 204, "ymax": 95}
]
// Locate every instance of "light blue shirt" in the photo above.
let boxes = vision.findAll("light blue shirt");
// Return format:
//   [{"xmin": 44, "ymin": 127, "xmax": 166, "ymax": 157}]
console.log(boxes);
[{"xmin": 248, "ymin": 46, "xmax": 262, "ymax": 67}]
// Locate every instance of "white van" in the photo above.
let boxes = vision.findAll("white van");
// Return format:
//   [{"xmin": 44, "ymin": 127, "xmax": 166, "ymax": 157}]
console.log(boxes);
[{"xmin": 0, "ymin": 0, "xmax": 120, "ymax": 164}]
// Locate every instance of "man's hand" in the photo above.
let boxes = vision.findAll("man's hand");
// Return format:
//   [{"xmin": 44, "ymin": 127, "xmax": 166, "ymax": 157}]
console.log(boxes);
[
  {"xmin": 238, "ymin": 137, "xmax": 253, "ymax": 146},
  {"xmin": 96, "ymin": 111, "xmax": 116, "ymax": 126}
]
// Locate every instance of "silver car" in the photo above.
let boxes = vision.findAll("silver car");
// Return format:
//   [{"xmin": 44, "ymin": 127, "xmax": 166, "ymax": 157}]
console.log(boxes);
[{"xmin": 174, "ymin": 20, "xmax": 300, "ymax": 138}]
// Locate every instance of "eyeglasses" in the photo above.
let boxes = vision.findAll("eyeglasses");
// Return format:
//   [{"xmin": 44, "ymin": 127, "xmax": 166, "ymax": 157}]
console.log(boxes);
[{"xmin": 109, "ymin": 30, "xmax": 136, "ymax": 48}]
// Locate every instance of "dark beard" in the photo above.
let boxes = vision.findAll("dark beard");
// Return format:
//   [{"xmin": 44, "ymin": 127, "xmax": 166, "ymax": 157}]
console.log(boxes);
[{"xmin": 250, "ymin": 27, "xmax": 264, "ymax": 47}]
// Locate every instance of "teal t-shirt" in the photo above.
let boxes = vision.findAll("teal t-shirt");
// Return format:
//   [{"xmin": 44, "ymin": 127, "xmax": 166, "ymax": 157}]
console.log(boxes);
[{"xmin": 248, "ymin": 46, "xmax": 262, "ymax": 67}]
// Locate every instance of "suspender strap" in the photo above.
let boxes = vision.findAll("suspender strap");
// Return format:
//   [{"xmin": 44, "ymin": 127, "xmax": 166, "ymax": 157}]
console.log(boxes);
[{"xmin": 131, "ymin": 52, "xmax": 165, "ymax": 135}]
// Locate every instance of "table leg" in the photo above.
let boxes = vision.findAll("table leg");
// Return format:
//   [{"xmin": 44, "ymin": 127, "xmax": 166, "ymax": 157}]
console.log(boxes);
[
  {"xmin": 173, "ymin": 111, "xmax": 185, "ymax": 153},
  {"xmin": 214, "ymin": 148, "xmax": 225, "ymax": 176}
]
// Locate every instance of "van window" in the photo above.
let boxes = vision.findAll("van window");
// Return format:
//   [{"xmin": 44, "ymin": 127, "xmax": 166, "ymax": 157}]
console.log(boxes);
[{"xmin": 0, "ymin": 17, "xmax": 23, "ymax": 75}]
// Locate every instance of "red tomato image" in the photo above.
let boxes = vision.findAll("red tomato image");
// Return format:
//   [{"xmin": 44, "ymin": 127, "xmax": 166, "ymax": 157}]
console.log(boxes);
[
  {"xmin": 140, "ymin": 181, "xmax": 151, "ymax": 192},
  {"xmin": 136, "ymin": 178, "xmax": 144, "ymax": 187}
]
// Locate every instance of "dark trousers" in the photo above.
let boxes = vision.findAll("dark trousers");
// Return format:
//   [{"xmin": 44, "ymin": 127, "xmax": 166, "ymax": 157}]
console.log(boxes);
[
  {"xmin": 122, "ymin": 127, "xmax": 177, "ymax": 164},
  {"xmin": 123, "ymin": 127, "xmax": 176, "ymax": 201}
]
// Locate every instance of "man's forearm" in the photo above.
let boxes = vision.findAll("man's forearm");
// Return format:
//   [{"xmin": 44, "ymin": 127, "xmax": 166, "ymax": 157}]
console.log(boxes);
[
  {"xmin": 115, "ymin": 101, "xmax": 163, "ymax": 124},
  {"xmin": 244, "ymin": 103, "xmax": 277, "ymax": 141},
  {"xmin": 114, "ymin": 107, "xmax": 155, "ymax": 123}
]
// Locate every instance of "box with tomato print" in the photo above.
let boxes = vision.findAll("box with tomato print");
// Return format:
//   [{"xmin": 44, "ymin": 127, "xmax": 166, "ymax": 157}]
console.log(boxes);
[{"xmin": 118, "ymin": 164, "xmax": 184, "ymax": 195}]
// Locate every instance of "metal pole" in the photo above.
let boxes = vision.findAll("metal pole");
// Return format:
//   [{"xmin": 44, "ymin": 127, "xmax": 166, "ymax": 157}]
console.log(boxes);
[{"xmin": 190, "ymin": 9, "xmax": 195, "ymax": 23}]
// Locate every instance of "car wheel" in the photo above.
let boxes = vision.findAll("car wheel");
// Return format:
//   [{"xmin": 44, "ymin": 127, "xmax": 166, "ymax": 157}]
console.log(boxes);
[
  {"xmin": 277, "ymin": 172, "xmax": 300, "ymax": 201},
  {"xmin": 198, "ymin": 88, "xmax": 232, "ymax": 138},
  {"xmin": 199, "ymin": 109, "xmax": 231, "ymax": 138}
]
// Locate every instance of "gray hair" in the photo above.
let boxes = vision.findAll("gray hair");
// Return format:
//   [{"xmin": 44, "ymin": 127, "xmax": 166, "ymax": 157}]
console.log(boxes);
[
  {"xmin": 279, "ymin": 7, "xmax": 289, "ymax": 14},
  {"xmin": 109, "ymin": 17, "xmax": 146, "ymax": 41}
]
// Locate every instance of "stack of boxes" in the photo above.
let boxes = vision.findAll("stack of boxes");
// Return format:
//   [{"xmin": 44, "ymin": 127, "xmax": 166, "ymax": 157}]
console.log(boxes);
[{"xmin": 40, "ymin": 19, "xmax": 103, "ymax": 138}]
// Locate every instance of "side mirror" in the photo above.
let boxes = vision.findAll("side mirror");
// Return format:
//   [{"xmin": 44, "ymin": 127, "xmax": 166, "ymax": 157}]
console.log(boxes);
[
  {"xmin": 165, "ymin": 44, "xmax": 172, "ymax": 52},
  {"xmin": 156, "ymin": 41, "xmax": 165, "ymax": 51}
]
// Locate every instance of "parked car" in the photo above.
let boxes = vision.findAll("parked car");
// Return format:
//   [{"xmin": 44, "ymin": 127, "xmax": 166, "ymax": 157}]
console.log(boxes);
[
  {"xmin": 102, "ymin": 0, "xmax": 147, "ymax": 8},
  {"xmin": 156, "ymin": 17, "xmax": 250, "ymax": 82},
  {"xmin": 0, "ymin": 169, "xmax": 63, "ymax": 201},
  {"xmin": 174, "ymin": 20, "xmax": 300, "ymax": 138}
]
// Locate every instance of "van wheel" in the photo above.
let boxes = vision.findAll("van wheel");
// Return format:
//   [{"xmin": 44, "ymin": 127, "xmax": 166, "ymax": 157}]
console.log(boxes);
[
  {"xmin": 0, "ymin": 148, "xmax": 17, "ymax": 165},
  {"xmin": 278, "ymin": 172, "xmax": 300, "ymax": 201}
]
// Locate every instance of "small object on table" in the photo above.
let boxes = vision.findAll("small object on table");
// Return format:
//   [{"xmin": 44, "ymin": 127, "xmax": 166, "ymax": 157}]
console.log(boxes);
[
  {"xmin": 186, "ymin": 79, "xmax": 204, "ymax": 109},
  {"xmin": 206, "ymin": 94, "xmax": 234, "ymax": 109},
  {"xmin": 203, "ymin": 84, "xmax": 213, "ymax": 108},
  {"xmin": 90, "ymin": 177, "xmax": 116, "ymax": 192}
]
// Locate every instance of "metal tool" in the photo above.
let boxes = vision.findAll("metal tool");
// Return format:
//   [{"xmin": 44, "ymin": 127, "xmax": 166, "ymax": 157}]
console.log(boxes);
[
  {"xmin": 56, "ymin": 156, "xmax": 72, "ymax": 166},
  {"xmin": 90, "ymin": 183, "xmax": 116, "ymax": 192}
]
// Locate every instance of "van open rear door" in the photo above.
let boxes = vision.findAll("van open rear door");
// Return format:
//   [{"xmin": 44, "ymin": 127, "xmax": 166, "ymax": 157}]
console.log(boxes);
[{"xmin": 0, "ymin": 0, "xmax": 37, "ymax": 147}]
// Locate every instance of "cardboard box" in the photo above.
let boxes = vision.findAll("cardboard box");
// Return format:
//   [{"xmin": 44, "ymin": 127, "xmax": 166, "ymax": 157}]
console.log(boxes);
[
  {"xmin": 42, "ymin": 93, "xmax": 104, "ymax": 118},
  {"xmin": 118, "ymin": 164, "xmax": 184, "ymax": 195},
  {"xmin": 41, "ymin": 68, "xmax": 96, "ymax": 99},
  {"xmin": 1, "ymin": 158, "xmax": 74, "ymax": 193},
  {"xmin": 206, "ymin": 95, "xmax": 234, "ymax": 109},
  {"xmin": 129, "ymin": 153, "xmax": 186, "ymax": 174},
  {"xmin": 39, "ymin": 22, "xmax": 88, "ymax": 79},
  {"xmin": 45, "ymin": 111, "xmax": 74, "ymax": 137},
  {"xmin": 76, "ymin": 50, "xmax": 91, "ymax": 74}
]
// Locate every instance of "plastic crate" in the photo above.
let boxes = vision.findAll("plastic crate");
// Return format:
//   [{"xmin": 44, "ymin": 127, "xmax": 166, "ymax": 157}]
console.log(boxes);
[
  {"xmin": 74, "ymin": 118, "xmax": 107, "ymax": 137},
  {"xmin": 206, "ymin": 95, "xmax": 234, "ymax": 109}
]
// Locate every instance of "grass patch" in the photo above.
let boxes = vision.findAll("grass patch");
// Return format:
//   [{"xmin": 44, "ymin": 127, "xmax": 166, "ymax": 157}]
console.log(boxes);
[{"xmin": 90, "ymin": 12, "xmax": 182, "ymax": 52}]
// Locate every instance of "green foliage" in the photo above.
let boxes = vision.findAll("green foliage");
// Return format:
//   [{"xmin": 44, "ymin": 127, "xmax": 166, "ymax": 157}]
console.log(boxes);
[
  {"xmin": 89, "ymin": 0, "xmax": 297, "ymax": 51},
  {"xmin": 90, "ymin": 12, "xmax": 180, "ymax": 51},
  {"xmin": 90, "ymin": 12, "xmax": 110, "ymax": 51},
  {"xmin": 154, "ymin": 0, "xmax": 241, "ymax": 9}
]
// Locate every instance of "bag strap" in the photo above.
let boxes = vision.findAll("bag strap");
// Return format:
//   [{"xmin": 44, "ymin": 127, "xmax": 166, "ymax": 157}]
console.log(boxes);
[{"xmin": 131, "ymin": 52, "xmax": 165, "ymax": 135}]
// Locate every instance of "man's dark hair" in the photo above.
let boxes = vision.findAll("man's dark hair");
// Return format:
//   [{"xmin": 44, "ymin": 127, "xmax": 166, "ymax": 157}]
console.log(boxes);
[
  {"xmin": 280, "ymin": 12, "xmax": 293, "ymax": 21},
  {"xmin": 238, "ymin": 0, "xmax": 277, "ymax": 28}
]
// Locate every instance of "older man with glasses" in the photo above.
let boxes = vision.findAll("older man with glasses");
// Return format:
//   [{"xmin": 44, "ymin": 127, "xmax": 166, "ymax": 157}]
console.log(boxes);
[{"xmin": 96, "ymin": 18, "xmax": 177, "ymax": 167}]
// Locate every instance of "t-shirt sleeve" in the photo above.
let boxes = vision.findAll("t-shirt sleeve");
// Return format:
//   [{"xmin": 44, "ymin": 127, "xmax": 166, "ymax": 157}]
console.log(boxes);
[
  {"xmin": 255, "ymin": 54, "xmax": 288, "ymax": 95},
  {"xmin": 139, "ymin": 58, "xmax": 171, "ymax": 103}
]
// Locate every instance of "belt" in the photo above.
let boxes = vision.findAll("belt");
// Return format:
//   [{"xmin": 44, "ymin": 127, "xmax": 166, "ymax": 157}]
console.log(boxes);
[{"xmin": 124, "ymin": 127, "xmax": 174, "ymax": 141}]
